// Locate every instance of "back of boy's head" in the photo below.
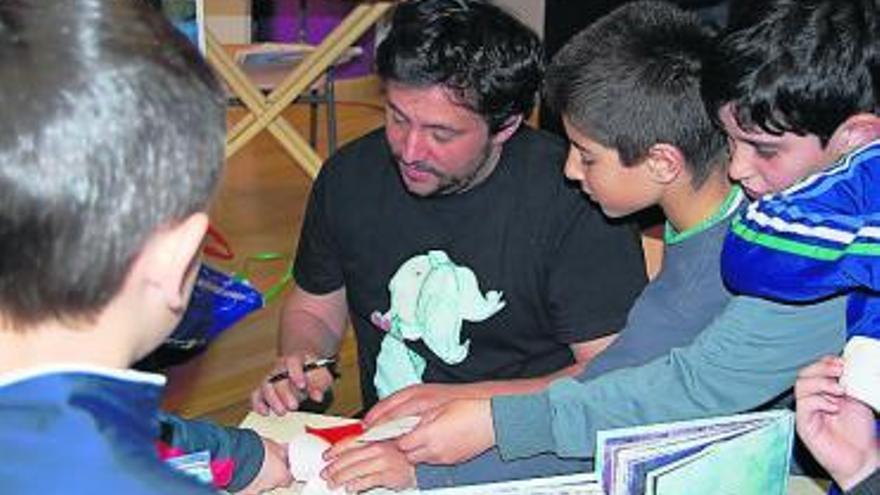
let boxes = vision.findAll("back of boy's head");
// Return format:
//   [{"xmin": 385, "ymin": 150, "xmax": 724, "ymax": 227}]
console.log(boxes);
[
  {"xmin": 0, "ymin": 0, "xmax": 225, "ymax": 329},
  {"xmin": 376, "ymin": 0, "xmax": 544, "ymax": 134},
  {"xmin": 704, "ymin": 0, "xmax": 880, "ymax": 145},
  {"xmin": 545, "ymin": 1, "xmax": 726, "ymax": 188}
]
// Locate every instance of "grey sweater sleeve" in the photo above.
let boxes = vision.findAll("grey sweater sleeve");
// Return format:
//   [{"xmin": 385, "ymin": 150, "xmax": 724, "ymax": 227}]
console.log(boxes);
[{"xmin": 492, "ymin": 295, "xmax": 847, "ymax": 460}]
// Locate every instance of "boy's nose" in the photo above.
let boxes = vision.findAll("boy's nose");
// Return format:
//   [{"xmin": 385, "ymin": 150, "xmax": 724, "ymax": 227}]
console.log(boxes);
[
  {"xmin": 727, "ymin": 153, "xmax": 753, "ymax": 183},
  {"xmin": 563, "ymin": 150, "xmax": 583, "ymax": 181}
]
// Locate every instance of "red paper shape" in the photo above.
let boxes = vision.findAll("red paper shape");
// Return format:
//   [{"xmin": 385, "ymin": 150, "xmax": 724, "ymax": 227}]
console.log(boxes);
[{"xmin": 305, "ymin": 422, "xmax": 365, "ymax": 445}]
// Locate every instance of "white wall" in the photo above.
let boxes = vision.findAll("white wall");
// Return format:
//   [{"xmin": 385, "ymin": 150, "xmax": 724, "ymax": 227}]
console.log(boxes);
[
  {"xmin": 204, "ymin": 0, "xmax": 251, "ymax": 43},
  {"xmin": 492, "ymin": 0, "xmax": 546, "ymax": 38}
]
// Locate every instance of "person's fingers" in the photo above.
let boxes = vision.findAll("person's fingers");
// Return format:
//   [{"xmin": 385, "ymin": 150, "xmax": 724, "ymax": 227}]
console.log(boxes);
[
  {"xmin": 250, "ymin": 388, "xmax": 270, "ymax": 416},
  {"xmin": 322, "ymin": 444, "xmax": 381, "ymax": 484},
  {"xmin": 798, "ymin": 356, "xmax": 845, "ymax": 380},
  {"xmin": 341, "ymin": 474, "xmax": 383, "ymax": 493},
  {"xmin": 396, "ymin": 414, "xmax": 434, "ymax": 454},
  {"xmin": 364, "ymin": 390, "xmax": 411, "ymax": 425},
  {"xmin": 306, "ymin": 368, "xmax": 334, "ymax": 402},
  {"xmin": 324, "ymin": 436, "xmax": 359, "ymax": 461},
  {"xmin": 799, "ymin": 392, "xmax": 842, "ymax": 415},
  {"xmin": 255, "ymin": 381, "xmax": 291, "ymax": 416},
  {"xmin": 796, "ymin": 375, "xmax": 845, "ymax": 400},
  {"xmin": 323, "ymin": 445, "xmax": 415, "ymax": 493},
  {"xmin": 402, "ymin": 445, "xmax": 432, "ymax": 464},
  {"xmin": 273, "ymin": 379, "xmax": 305, "ymax": 413},
  {"xmin": 281, "ymin": 354, "xmax": 311, "ymax": 390},
  {"xmin": 380, "ymin": 396, "xmax": 436, "ymax": 424}
]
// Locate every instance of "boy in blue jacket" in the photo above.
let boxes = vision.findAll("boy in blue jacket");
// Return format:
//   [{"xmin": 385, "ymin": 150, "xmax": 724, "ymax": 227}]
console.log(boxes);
[
  {"xmin": 706, "ymin": 1, "xmax": 880, "ymax": 490},
  {"xmin": 0, "ymin": 1, "xmax": 291, "ymax": 493},
  {"xmin": 711, "ymin": 0, "xmax": 880, "ymax": 410}
]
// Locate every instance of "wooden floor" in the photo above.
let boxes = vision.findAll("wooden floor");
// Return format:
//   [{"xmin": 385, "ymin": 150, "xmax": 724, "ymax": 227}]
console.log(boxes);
[{"xmin": 162, "ymin": 79, "xmax": 386, "ymax": 426}]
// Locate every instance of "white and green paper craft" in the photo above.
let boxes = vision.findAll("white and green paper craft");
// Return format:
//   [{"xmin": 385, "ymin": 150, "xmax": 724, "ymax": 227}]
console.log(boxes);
[{"xmin": 595, "ymin": 409, "xmax": 794, "ymax": 495}]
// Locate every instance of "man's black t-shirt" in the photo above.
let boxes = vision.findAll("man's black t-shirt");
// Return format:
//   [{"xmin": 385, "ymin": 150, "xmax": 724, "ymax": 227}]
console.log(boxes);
[{"xmin": 294, "ymin": 127, "xmax": 646, "ymax": 408}]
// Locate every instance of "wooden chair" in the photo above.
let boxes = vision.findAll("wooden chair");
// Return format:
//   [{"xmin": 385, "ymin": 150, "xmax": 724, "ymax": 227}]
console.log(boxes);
[
  {"xmin": 228, "ymin": 42, "xmax": 363, "ymax": 156},
  {"xmin": 205, "ymin": 2, "xmax": 393, "ymax": 179}
]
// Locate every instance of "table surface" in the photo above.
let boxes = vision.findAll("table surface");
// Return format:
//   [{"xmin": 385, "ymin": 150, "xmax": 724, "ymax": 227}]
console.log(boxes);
[{"xmin": 240, "ymin": 411, "xmax": 831, "ymax": 495}]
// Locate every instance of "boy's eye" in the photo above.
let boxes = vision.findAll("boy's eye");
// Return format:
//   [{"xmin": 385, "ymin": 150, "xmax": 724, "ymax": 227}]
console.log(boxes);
[
  {"xmin": 580, "ymin": 154, "xmax": 595, "ymax": 166},
  {"xmin": 753, "ymin": 144, "xmax": 778, "ymax": 159},
  {"xmin": 432, "ymin": 130, "xmax": 455, "ymax": 143}
]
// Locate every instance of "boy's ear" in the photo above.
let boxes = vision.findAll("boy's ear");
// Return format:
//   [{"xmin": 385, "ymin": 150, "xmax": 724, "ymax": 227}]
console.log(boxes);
[
  {"xmin": 826, "ymin": 114, "xmax": 880, "ymax": 161},
  {"xmin": 142, "ymin": 212, "xmax": 209, "ymax": 312},
  {"xmin": 490, "ymin": 115, "xmax": 524, "ymax": 145},
  {"xmin": 644, "ymin": 143, "xmax": 684, "ymax": 185}
]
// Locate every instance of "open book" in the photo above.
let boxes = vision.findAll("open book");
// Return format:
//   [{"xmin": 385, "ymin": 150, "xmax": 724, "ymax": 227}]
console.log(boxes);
[{"xmin": 595, "ymin": 409, "xmax": 794, "ymax": 495}]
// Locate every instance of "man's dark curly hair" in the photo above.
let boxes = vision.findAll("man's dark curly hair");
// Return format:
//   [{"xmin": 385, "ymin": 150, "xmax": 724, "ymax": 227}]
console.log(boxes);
[{"xmin": 376, "ymin": 0, "xmax": 544, "ymax": 133}]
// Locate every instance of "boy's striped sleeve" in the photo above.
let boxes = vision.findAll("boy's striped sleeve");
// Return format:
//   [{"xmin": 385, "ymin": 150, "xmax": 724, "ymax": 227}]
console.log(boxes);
[{"xmin": 722, "ymin": 142, "xmax": 880, "ymax": 301}]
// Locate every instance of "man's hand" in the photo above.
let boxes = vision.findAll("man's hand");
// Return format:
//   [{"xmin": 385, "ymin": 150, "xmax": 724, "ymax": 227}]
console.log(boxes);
[
  {"xmin": 236, "ymin": 437, "xmax": 294, "ymax": 494},
  {"xmin": 365, "ymin": 383, "xmax": 464, "ymax": 426},
  {"xmin": 795, "ymin": 356, "xmax": 880, "ymax": 490},
  {"xmin": 250, "ymin": 354, "xmax": 335, "ymax": 416},
  {"xmin": 321, "ymin": 438, "xmax": 416, "ymax": 492},
  {"xmin": 397, "ymin": 399, "xmax": 494, "ymax": 465}
]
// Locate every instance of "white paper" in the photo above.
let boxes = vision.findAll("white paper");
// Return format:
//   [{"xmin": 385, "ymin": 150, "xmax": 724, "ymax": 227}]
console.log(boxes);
[
  {"xmin": 841, "ymin": 336, "xmax": 880, "ymax": 411},
  {"xmin": 287, "ymin": 433, "xmax": 345, "ymax": 495},
  {"xmin": 358, "ymin": 416, "xmax": 421, "ymax": 443}
]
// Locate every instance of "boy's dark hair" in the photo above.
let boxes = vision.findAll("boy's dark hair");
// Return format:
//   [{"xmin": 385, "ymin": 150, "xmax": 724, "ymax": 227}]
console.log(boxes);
[
  {"xmin": 0, "ymin": 0, "xmax": 225, "ymax": 328},
  {"xmin": 376, "ymin": 0, "xmax": 543, "ymax": 134},
  {"xmin": 703, "ymin": 0, "xmax": 880, "ymax": 145},
  {"xmin": 545, "ymin": 1, "xmax": 726, "ymax": 188}
]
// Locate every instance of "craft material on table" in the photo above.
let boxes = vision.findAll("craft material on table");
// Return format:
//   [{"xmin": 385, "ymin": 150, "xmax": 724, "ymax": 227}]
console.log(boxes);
[{"xmin": 840, "ymin": 336, "xmax": 880, "ymax": 411}]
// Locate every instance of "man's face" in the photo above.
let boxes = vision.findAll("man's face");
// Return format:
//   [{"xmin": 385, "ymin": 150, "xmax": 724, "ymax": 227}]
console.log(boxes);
[
  {"xmin": 719, "ymin": 104, "xmax": 829, "ymax": 198},
  {"xmin": 562, "ymin": 117, "xmax": 659, "ymax": 218},
  {"xmin": 384, "ymin": 82, "xmax": 498, "ymax": 197}
]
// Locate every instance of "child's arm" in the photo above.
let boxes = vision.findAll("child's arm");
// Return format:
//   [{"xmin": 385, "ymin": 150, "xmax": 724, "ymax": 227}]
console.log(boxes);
[
  {"xmin": 723, "ymin": 145, "xmax": 880, "ymax": 301},
  {"xmin": 395, "ymin": 295, "xmax": 845, "ymax": 466},
  {"xmin": 239, "ymin": 437, "xmax": 294, "ymax": 495},
  {"xmin": 158, "ymin": 412, "xmax": 292, "ymax": 493}
]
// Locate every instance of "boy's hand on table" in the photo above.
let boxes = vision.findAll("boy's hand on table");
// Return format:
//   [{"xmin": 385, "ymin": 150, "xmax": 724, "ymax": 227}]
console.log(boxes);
[
  {"xmin": 322, "ymin": 437, "xmax": 416, "ymax": 492},
  {"xmin": 365, "ymin": 383, "xmax": 464, "ymax": 426},
  {"xmin": 795, "ymin": 356, "xmax": 880, "ymax": 490},
  {"xmin": 397, "ymin": 398, "xmax": 494, "ymax": 465},
  {"xmin": 237, "ymin": 437, "xmax": 293, "ymax": 494},
  {"xmin": 250, "ymin": 353, "xmax": 334, "ymax": 416}
]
